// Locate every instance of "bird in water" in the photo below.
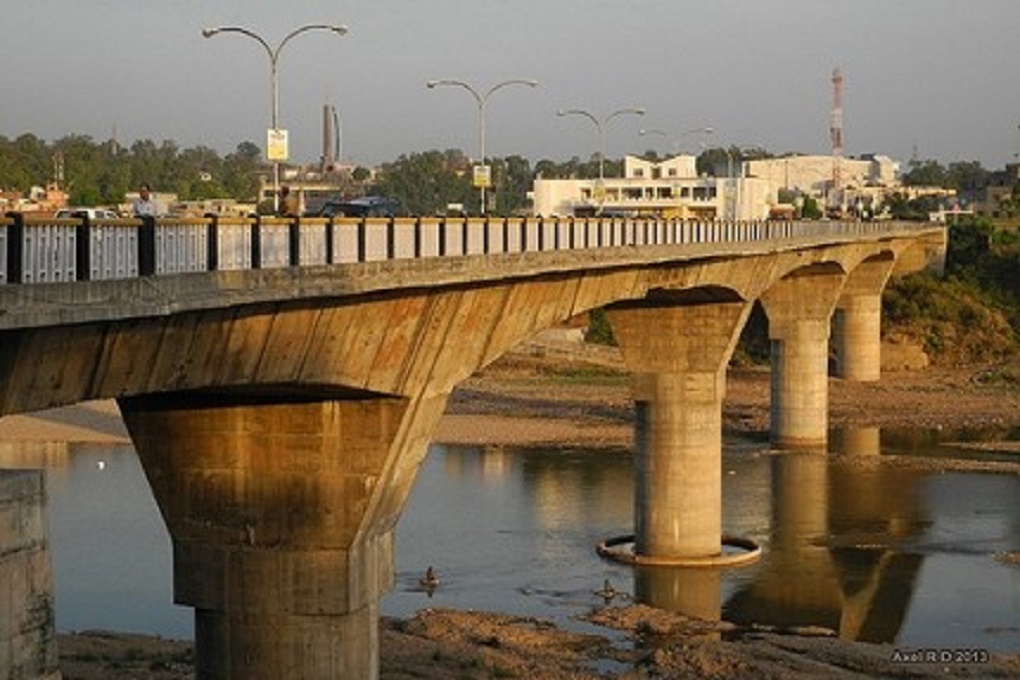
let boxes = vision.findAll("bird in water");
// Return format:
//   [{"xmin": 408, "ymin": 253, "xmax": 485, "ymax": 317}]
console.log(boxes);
[
  {"xmin": 594, "ymin": 578, "xmax": 617, "ymax": 602},
  {"xmin": 420, "ymin": 566, "xmax": 440, "ymax": 595}
]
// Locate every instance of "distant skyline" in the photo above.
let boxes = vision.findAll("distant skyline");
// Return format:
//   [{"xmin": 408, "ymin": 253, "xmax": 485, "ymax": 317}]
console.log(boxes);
[{"xmin": 3, "ymin": 1, "xmax": 1020, "ymax": 170}]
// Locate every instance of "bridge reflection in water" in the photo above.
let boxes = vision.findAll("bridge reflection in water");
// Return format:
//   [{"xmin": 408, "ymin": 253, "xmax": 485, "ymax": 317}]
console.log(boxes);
[{"xmin": 4, "ymin": 430, "xmax": 1020, "ymax": 677}]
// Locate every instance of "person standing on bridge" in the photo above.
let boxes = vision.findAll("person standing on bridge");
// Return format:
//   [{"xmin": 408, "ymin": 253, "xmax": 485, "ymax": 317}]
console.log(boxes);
[{"xmin": 133, "ymin": 183, "xmax": 158, "ymax": 217}]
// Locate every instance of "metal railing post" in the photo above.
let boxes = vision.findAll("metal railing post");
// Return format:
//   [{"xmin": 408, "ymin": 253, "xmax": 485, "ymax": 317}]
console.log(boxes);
[
  {"xmin": 288, "ymin": 217, "xmax": 301, "ymax": 266},
  {"xmin": 206, "ymin": 214, "xmax": 220, "ymax": 271},
  {"xmin": 6, "ymin": 212, "xmax": 23, "ymax": 284},
  {"xmin": 76, "ymin": 215, "xmax": 92, "ymax": 281},
  {"xmin": 357, "ymin": 219, "xmax": 367, "ymax": 262},
  {"xmin": 251, "ymin": 216, "xmax": 263, "ymax": 269}
]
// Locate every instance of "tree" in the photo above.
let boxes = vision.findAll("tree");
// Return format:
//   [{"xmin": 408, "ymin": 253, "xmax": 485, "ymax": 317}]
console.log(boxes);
[
  {"xmin": 901, "ymin": 159, "xmax": 947, "ymax": 187},
  {"xmin": 373, "ymin": 149, "xmax": 473, "ymax": 215}
]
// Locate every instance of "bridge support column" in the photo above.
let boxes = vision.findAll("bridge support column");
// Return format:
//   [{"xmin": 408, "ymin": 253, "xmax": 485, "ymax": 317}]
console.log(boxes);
[
  {"xmin": 833, "ymin": 257, "xmax": 895, "ymax": 382},
  {"xmin": 833, "ymin": 294, "xmax": 881, "ymax": 382},
  {"xmin": 119, "ymin": 391, "xmax": 445, "ymax": 680},
  {"xmin": 761, "ymin": 269, "xmax": 846, "ymax": 449},
  {"xmin": 608, "ymin": 299, "xmax": 750, "ymax": 560}
]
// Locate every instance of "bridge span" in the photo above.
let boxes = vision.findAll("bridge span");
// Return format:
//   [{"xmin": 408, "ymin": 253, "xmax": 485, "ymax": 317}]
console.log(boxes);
[{"xmin": 0, "ymin": 213, "xmax": 945, "ymax": 678}]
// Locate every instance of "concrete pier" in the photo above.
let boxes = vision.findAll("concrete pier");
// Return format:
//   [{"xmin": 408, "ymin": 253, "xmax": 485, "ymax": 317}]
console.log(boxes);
[
  {"xmin": 608, "ymin": 297, "xmax": 750, "ymax": 560},
  {"xmin": 761, "ymin": 267, "xmax": 847, "ymax": 449},
  {"xmin": 119, "ymin": 391, "xmax": 446, "ymax": 680},
  {"xmin": 833, "ymin": 256, "xmax": 895, "ymax": 382},
  {"xmin": 0, "ymin": 471, "xmax": 59, "ymax": 680}
]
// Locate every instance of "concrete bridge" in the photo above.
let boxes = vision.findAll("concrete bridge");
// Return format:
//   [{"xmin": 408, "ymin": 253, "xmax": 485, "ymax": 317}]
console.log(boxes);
[{"xmin": 0, "ymin": 212, "xmax": 945, "ymax": 678}]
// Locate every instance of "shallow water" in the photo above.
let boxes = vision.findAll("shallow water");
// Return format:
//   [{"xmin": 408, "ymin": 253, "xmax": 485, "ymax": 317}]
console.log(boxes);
[{"xmin": 1, "ymin": 432, "xmax": 1018, "ymax": 653}]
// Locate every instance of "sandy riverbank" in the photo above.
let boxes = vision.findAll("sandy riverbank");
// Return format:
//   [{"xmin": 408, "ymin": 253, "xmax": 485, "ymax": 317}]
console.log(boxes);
[{"xmin": 3, "ymin": 341, "xmax": 1019, "ymax": 678}]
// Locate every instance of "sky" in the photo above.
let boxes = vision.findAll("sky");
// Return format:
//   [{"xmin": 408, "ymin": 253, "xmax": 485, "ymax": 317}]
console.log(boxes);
[{"xmin": 3, "ymin": 0, "xmax": 1020, "ymax": 170}]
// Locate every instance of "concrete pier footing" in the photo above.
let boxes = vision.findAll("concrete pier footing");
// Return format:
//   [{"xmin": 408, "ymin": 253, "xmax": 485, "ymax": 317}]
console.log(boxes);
[{"xmin": 118, "ymin": 392, "xmax": 436, "ymax": 680}]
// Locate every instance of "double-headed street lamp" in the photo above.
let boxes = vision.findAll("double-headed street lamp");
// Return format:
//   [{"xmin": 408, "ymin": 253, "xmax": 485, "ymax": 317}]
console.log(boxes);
[
  {"xmin": 202, "ymin": 23, "xmax": 349, "ymax": 212},
  {"xmin": 639, "ymin": 126, "xmax": 714, "ymax": 156},
  {"xmin": 557, "ymin": 107, "xmax": 646, "ymax": 183},
  {"xmin": 426, "ymin": 78, "xmax": 538, "ymax": 215}
]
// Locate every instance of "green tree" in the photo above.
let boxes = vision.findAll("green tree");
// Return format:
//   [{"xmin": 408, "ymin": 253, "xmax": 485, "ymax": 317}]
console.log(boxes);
[
  {"xmin": 374, "ymin": 149, "xmax": 474, "ymax": 215},
  {"xmin": 901, "ymin": 159, "xmax": 948, "ymax": 187}
]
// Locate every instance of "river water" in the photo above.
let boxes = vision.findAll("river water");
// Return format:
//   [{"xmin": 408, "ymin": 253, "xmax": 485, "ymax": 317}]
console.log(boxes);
[{"xmin": 3, "ymin": 430, "xmax": 1019, "ymax": 653}]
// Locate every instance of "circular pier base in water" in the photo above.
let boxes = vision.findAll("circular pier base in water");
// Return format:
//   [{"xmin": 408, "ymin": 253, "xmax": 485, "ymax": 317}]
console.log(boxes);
[{"xmin": 596, "ymin": 534, "xmax": 761, "ymax": 568}]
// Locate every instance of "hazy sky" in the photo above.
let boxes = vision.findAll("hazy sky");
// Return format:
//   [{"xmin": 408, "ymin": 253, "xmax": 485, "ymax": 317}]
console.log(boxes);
[{"xmin": 4, "ymin": 1, "xmax": 1020, "ymax": 169}]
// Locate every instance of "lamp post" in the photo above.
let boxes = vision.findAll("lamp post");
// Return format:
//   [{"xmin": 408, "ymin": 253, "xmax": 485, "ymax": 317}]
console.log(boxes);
[
  {"xmin": 426, "ymin": 78, "xmax": 538, "ymax": 215},
  {"xmin": 557, "ymin": 107, "xmax": 645, "ymax": 183},
  {"xmin": 202, "ymin": 23, "xmax": 348, "ymax": 212}
]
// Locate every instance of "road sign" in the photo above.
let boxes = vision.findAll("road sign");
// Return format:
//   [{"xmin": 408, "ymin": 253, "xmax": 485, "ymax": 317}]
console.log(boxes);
[
  {"xmin": 473, "ymin": 164, "xmax": 492, "ymax": 189},
  {"xmin": 267, "ymin": 129, "xmax": 289, "ymax": 162}
]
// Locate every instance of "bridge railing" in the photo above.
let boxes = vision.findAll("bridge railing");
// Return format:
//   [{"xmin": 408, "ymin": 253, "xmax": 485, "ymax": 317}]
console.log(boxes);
[{"xmin": 0, "ymin": 212, "xmax": 933, "ymax": 285}]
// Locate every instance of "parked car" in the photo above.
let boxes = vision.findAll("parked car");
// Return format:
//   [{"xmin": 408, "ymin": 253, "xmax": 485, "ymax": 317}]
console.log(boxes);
[
  {"xmin": 55, "ymin": 207, "xmax": 120, "ymax": 220},
  {"xmin": 310, "ymin": 196, "xmax": 404, "ymax": 218}
]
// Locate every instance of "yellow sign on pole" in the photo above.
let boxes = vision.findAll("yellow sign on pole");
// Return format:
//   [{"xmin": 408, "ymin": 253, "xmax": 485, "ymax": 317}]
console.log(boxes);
[
  {"xmin": 267, "ymin": 128, "xmax": 289, "ymax": 162},
  {"xmin": 473, "ymin": 164, "xmax": 492, "ymax": 189}
]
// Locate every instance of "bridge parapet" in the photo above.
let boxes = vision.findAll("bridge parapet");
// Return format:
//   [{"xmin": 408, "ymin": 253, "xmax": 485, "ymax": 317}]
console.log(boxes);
[{"xmin": 1, "ymin": 212, "xmax": 940, "ymax": 287}]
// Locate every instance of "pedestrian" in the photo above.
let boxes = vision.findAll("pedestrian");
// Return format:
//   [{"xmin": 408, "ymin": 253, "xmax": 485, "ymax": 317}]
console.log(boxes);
[
  {"xmin": 133, "ymin": 183, "xmax": 158, "ymax": 217},
  {"xmin": 278, "ymin": 185, "xmax": 300, "ymax": 217}
]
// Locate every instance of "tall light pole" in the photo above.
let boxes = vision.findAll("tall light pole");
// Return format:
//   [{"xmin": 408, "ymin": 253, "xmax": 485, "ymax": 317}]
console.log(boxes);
[
  {"xmin": 557, "ymin": 107, "xmax": 645, "ymax": 183},
  {"xmin": 202, "ymin": 23, "xmax": 348, "ymax": 212},
  {"xmin": 426, "ymin": 78, "xmax": 538, "ymax": 215}
]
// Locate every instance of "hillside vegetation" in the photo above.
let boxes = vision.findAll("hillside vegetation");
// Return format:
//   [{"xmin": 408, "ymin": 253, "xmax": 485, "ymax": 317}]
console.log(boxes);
[{"xmin": 884, "ymin": 218, "xmax": 1020, "ymax": 367}]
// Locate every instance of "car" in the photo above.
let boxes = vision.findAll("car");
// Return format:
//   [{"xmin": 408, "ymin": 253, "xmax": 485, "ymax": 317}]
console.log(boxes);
[
  {"xmin": 311, "ymin": 196, "xmax": 404, "ymax": 218},
  {"xmin": 55, "ymin": 207, "xmax": 120, "ymax": 220}
]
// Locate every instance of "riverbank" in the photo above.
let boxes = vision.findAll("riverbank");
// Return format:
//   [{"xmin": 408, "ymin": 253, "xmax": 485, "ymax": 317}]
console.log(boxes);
[{"xmin": 4, "ymin": 339, "xmax": 1019, "ymax": 678}]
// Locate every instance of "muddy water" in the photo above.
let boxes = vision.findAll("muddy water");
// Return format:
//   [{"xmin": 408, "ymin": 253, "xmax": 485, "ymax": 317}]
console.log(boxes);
[{"xmin": 4, "ymin": 432, "xmax": 1019, "ymax": 653}]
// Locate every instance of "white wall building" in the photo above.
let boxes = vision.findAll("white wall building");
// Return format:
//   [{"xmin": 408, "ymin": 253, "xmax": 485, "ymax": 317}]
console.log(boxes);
[{"xmin": 532, "ymin": 155, "xmax": 772, "ymax": 221}]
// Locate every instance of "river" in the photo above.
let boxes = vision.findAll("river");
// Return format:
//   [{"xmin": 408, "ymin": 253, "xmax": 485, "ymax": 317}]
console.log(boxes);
[{"xmin": 3, "ymin": 430, "xmax": 1019, "ymax": 653}]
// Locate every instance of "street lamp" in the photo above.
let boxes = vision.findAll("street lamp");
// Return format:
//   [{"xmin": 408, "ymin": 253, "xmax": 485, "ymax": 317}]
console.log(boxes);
[
  {"xmin": 639, "ymin": 126, "xmax": 714, "ymax": 156},
  {"xmin": 426, "ymin": 78, "xmax": 538, "ymax": 215},
  {"xmin": 557, "ymin": 107, "xmax": 645, "ymax": 183},
  {"xmin": 202, "ymin": 23, "xmax": 349, "ymax": 212}
]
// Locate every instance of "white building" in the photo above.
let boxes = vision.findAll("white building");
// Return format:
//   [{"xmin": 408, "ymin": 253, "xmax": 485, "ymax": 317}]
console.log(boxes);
[{"xmin": 532, "ymin": 155, "xmax": 772, "ymax": 221}]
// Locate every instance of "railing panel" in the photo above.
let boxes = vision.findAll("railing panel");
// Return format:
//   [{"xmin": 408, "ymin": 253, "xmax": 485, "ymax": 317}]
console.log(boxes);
[
  {"xmin": 155, "ymin": 219, "xmax": 208, "ymax": 275},
  {"xmin": 332, "ymin": 219, "xmax": 360, "ymax": 263},
  {"xmin": 297, "ymin": 219, "xmax": 328, "ymax": 266},
  {"xmin": 259, "ymin": 219, "xmax": 291, "ymax": 269},
  {"xmin": 22, "ymin": 219, "xmax": 76, "ymax": 283},
  {"xmin": 90, "ymin": 220, "xmax": 138, "ymax": 280},
  {"xmin": 217, "ymin": 218, "xmax": 253, "ymax": 270},
  {"xmin": 362, "ymin": 217, "xmax": 390, "ymax": 262},
  {"xmin": 392, "ymin": 217, "xmax": 418, "ymax": 260},
  {"xmin": 417, "ymin": 217, "xmax": 442, "ymax": 258},
  {"xmin": 440, "ymin": 218, "xmax": 464, "ymax": 255},
  {"xmin": 464, "ymin": 218, "xmax": 486, "ymax": 255}
]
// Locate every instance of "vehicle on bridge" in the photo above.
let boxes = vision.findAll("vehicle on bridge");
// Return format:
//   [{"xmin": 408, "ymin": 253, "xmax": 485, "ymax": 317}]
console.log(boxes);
[
  {"xmin": 309, "ymin": 195, "xmax": 404, "ymax": 218},
  {"xmin": 55, "ymin": 207, "xmax": 120, "ymax": 220}
]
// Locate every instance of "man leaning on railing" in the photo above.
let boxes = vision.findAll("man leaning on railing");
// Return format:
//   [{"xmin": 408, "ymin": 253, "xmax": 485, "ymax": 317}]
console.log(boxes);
[{"xmin": 133, "ymin": 183, "xmax": 159, "ymax": 217}]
